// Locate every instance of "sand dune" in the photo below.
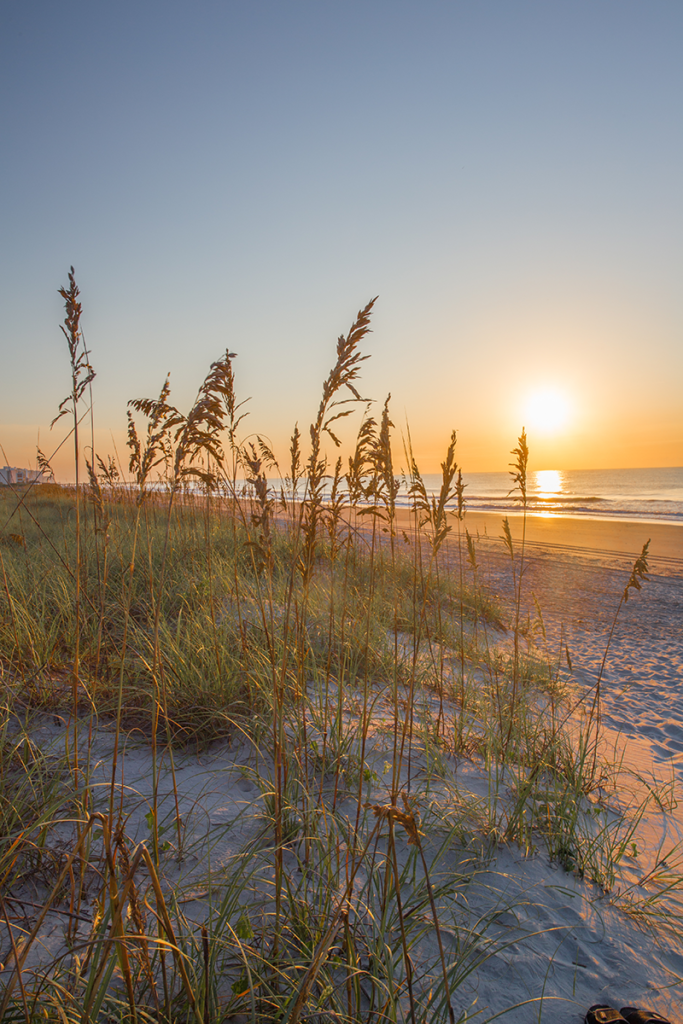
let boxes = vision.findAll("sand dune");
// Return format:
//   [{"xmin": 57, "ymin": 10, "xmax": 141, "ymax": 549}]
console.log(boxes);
[{"xmin": 3, "ymin": 511, "xmax": 682, "ymax": 1021}]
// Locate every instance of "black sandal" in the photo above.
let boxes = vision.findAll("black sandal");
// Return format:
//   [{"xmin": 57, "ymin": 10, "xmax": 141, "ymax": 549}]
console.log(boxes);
[
  {"xmin": 586, "ymin": 1008, "xmax": 628, "ymax": 1024},
  {"xmin": 620, "ymin": 1009, "xmax": 672, "ymax": 1024}
]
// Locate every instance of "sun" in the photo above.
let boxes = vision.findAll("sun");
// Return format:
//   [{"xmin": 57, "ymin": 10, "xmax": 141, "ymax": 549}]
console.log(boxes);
[{"xmin": 524, "ymin": 387, "xmax": 571, "ymax": 435}]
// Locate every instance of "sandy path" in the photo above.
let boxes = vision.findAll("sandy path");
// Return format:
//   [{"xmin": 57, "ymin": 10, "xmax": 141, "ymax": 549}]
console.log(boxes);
[{"xmin": 467, "ymin": 529, "xmax": 683, "ymax": 773}]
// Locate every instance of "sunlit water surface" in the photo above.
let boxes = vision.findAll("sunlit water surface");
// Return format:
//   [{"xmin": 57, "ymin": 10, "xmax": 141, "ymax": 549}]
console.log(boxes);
[{"xmin": 416, "ymin": 466, "xmax": 683, "ymax": 524}]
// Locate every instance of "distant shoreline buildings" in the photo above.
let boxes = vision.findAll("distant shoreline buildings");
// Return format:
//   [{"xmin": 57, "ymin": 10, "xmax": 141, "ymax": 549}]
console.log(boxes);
[{"xmin": 0, "ymin": 466, "xmax": 44, "ymax": 486}]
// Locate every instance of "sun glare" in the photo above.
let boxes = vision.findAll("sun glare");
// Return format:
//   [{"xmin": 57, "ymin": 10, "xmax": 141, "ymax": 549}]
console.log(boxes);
[
  {"xmin": 535, "ymin": 469, "xmax": 564, "ymax": 495},
  {"xmin": 525, "ymin": 388, "xmax": 571, "ymax": 435}
]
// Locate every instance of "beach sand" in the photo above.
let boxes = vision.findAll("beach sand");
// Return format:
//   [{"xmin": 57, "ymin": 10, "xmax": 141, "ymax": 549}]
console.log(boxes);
[
  {"xmin": 389, "ymin": 506, "xmax": 683, "ymax": 568},
  {"xmin": 444, "ymin": 511, "xmax": 683, "ymax": 1020},
  {"xmin": 452, "ymin": 513, "xmax": 683, "ymax": 765},
  {"xmin": 2, "ymin": 512, "xmax": 683, "ymax": 1021}
]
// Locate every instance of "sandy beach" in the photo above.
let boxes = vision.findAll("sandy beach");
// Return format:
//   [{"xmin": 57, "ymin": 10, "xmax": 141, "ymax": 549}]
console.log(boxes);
[
  {"xmin": 3, "ymin": 509, "xmax": 683, "ymax": 1022},
  {"xmin": 447, "ymin": 511, "xmax": 683, "ymax": 1020},
  {"xmin": 389, "ymin": 506, "xmax": 683, "ymax": 567},
  {"xmin": 452, "ymin": 513, "xmax": 683, "ymax": 767}
]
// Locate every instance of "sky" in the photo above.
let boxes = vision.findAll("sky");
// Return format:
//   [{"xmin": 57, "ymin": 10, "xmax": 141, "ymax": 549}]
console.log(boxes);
[{"xmin": 1, "ymin": 0, "xmax": 682, "ymax": 480}]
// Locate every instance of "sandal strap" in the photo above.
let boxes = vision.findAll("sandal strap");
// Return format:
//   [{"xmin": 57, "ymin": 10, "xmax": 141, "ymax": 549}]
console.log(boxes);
[
  {"xmin": 586, "ymin": 1008, "xmax": 628, "ymax": 1024},
  {"xmin": 620, "ymin": 1009, "xmax": 671, "ymax": 1024}
]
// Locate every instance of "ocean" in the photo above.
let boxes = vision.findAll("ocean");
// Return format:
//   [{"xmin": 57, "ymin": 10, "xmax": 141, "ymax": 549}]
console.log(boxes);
[
  {"xmin": 414, "ymin": 466, "xmax": 683, "ymax": 525},
  {"xmin": 197, "ymin": 466, "xmax": 683, "ymax": 526}
]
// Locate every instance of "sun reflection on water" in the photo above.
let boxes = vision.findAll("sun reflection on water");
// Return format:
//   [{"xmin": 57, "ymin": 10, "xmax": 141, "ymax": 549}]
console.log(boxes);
[
  {"xmin": 535, "ymin": 469, "xmax": 564, "ymax": 496},
  {"xmin": 533, "ymin": 470, "xmax": 565, "ymax": 516}
]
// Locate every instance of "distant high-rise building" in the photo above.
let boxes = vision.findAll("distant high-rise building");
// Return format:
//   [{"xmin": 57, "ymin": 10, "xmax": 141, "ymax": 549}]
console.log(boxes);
[{"xmin": 0, "ymin": 466, "xmax": 44, "ymax": 486}]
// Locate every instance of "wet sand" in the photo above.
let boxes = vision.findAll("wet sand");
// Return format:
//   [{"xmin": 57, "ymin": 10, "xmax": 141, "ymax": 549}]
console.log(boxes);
[{"xmin": 389, "ymin": 506, "xmax": 683, "ymax": 569}]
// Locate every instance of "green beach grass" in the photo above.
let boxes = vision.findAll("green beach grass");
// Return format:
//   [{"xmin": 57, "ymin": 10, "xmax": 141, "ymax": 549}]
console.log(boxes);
[{"xmin": 0, "ymin": 272, "xmax": 677, "ymax": 1023}]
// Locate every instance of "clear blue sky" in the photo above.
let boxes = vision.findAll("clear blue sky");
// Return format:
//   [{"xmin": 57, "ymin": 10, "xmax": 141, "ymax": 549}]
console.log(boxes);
[{"xmin": 1, "ymin": 1, "xmax": 682, "ymax": 477}]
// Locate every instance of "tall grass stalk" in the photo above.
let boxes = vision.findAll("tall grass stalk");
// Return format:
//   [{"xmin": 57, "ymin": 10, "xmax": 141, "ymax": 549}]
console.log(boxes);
[
  {"xmin": 502, "ymin": 427, "xmax": 529, "ymax": 761},
  {"xmin": 586, "ymin": 539, "xmax": 651, "ymax": 780},
  {"xmin": 53, "ymin": 268, "xmax": 94, "ymax": 789}
]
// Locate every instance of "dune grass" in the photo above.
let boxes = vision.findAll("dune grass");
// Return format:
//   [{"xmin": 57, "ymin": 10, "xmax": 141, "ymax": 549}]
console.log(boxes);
[{"xmin": 0, "ymin": 273, "xmax": 671, "ymax": 1022}]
